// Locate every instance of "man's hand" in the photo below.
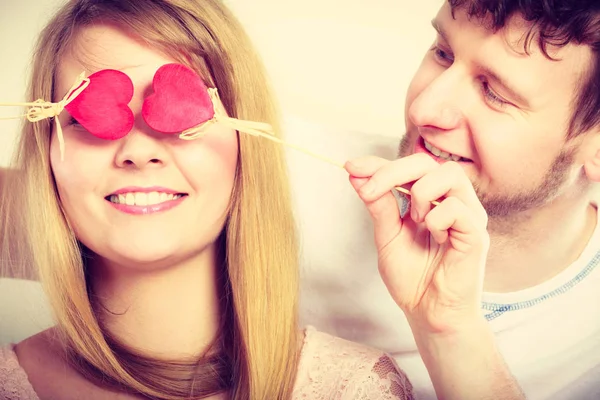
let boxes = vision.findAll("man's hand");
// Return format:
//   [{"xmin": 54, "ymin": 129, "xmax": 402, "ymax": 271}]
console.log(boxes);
[
  {"xmin": 346, "ymin": 153, "xmax": 524, "ymax": 400},
  {"xmin": 346, "ymin": 153, "xmax": 489, "ymax": 334}
]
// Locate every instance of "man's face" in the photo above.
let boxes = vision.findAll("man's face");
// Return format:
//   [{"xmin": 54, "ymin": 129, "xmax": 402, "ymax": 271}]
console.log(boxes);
[{"xmin": 400, "ymin": 2, "xmax": 593, "ymax": 218}]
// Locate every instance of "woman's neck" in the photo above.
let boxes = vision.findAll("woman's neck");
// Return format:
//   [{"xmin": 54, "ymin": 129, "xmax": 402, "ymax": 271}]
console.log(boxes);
[{"xmin": 89, "ymin": 245, "xmax": 223, "ymax": 359}]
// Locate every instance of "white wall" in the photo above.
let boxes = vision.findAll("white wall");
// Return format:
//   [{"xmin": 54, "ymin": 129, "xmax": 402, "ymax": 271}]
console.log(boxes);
[
  {"xmin": 0, "ymin": 0, "xmax": 67, "ymax": 165},
  {"xmin": 0, "ymin": 0, "xmax": 442, "ymax": 166},
  {"xmin": 230, "ymin": 0, "xmax": 441, "ymax": 135}
]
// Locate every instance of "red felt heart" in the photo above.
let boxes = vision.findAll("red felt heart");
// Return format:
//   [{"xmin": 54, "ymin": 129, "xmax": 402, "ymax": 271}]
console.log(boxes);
[
  {"xmin": 142, "ymin": 63, "xmax": 215, "ymax": 134},
  {"xmin": 65, "ymin": 69, "xmax": 134, "ymax": 140}
]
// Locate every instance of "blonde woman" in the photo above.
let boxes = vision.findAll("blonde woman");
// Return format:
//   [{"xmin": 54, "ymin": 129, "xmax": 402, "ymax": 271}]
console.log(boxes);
[{"xmin": 0, "ymin": 0, "xmax": 415, "ymax": 399}]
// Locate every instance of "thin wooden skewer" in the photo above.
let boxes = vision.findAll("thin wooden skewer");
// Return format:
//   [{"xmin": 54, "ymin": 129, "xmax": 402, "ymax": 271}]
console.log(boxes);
[{"xmin": 245, "ymin": 130, "xmax": 441, "ymax": 207}]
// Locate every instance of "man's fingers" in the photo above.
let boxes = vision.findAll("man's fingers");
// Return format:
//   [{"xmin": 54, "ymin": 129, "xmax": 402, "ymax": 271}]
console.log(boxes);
[
  {"xmin": 410, "ymin": 161, "xmax": 487, "ymax": 225},
  {"xmin": 344, "ymin": 156, "xmax": 392, "ymax": 178},
  {"xmin": 346, "ymin": 153, "xmax": 439, "ymax": 201},
  {"xmin": 347, "ymin": 154, "xmax": 489, "ymax": 255},
  {"xmin": 349, "ymin": 175, "xmax": 403, "ymax": 250},
  {"xmin": 424, "ymin": 196, "xmax": 489, "ymax": 253}
]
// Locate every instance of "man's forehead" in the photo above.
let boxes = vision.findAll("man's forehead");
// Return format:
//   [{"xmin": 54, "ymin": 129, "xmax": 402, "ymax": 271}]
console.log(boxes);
[
  {"xmin": 440, "ymin": 2, "xmax": 593, "ymax": 64},
  {"xmin": 435, "ymin": 3, "xmax": 593, "ymax": 108}
]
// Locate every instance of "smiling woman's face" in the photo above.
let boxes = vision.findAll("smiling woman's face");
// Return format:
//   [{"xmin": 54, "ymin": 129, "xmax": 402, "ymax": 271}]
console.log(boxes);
[{"xmin": 51, "ymin": 23, "xmax": 238, "ymax": 270}]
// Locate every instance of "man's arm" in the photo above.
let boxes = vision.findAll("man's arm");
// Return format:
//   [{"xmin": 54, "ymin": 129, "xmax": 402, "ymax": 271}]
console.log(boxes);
[{"xmin": 413, "ymin": 318, "xmax": 525, "ymax": 400}]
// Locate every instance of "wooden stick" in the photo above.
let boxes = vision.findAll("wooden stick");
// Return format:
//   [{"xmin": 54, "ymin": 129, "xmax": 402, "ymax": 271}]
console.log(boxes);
[
  {"xmin": 237, "ymin": 129, "xmax": 441, "ymax": 207},
  {"xmin": 0, "ymin": 73, "xmax": 90, "ymax": 161}
]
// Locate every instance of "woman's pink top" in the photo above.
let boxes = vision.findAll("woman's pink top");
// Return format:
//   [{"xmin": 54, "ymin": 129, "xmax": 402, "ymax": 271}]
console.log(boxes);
[{"xmin": 0, "ymin": 326, "xmax": 413, "ymax": 399}]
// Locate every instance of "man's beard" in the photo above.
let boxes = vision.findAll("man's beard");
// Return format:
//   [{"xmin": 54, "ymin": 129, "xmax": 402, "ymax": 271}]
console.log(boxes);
[{"xmin": 398, "ymin": 132, "xmax": 576, "ymax": 219}]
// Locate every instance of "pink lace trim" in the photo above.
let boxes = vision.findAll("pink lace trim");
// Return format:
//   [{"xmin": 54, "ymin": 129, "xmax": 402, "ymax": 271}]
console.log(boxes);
[
  {"xmin": 293, "ymin": 326, "xmax": 414, "ymax": 399},
  {"xmin": 0, "ymin": 345, "xmax": 39, "ymax": 400}
]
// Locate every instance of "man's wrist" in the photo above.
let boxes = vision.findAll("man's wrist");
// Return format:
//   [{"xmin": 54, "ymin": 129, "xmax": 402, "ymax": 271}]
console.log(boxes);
[{"xmin": 408, "ymin": 316, "xmax": 525, "ymax": 400}]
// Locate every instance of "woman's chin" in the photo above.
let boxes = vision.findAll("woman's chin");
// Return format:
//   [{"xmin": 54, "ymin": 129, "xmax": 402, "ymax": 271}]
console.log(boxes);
[
  {"xmin": 81, "ymin": 233, "xmax": 216, "ymax": 274},
  {"xmin": 91, "ymin": 246, "xmax": 194, "ymax": 272}
]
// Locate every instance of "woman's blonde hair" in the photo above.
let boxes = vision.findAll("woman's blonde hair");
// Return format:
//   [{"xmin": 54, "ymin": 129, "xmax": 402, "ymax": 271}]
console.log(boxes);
[{"xmin": 0, "ymin": 0, "xmax": 300, "ymax": 398}]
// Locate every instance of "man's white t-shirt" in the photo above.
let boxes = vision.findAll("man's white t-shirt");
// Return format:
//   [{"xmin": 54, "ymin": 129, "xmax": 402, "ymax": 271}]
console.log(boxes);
[{"xmin": 300, "ymin": 200, "xmax": 600, "ymax": 399}]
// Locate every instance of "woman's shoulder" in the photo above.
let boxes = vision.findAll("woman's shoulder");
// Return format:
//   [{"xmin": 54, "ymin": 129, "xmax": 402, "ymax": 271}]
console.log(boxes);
[
  {"xmin": 7, "ymin": 330, "xmax": 144, "ymax": 400},
  {"xmin": 300, "ymin": 325, "xmax": 393, "ymax": 365},
  {"xmin": 294, "ymin": 326, "xmax": 414, "ymax": 399},
  {"xmin": 2, "ymin": 328, "xmax": 82, "ymax": 400},
  {"xmin": 0, "ymin": 343, "xmax": 40, "ymax": 400}
]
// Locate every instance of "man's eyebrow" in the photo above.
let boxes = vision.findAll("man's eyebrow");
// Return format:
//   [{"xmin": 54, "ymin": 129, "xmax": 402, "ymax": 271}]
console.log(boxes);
[
  {"xmin": 431, "ymin": 19, "xmax": 530, "ymax": 108},
  {"xmin": 474, "ymin": 62, "xmax": 530, "ymax": 108},
  {"xmin": 431, "ymin": 19, "xmax": 449, "ymax": 43}
]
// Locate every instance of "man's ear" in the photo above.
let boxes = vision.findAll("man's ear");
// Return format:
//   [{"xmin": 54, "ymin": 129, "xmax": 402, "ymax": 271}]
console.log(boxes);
[{"xmin": 583, "ymin": 132, "xmax": 600, "ymax": 182}]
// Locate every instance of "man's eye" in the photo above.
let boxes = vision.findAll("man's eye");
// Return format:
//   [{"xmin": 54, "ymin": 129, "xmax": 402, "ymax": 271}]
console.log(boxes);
[
  {"xmin": 431, "ymin": 45, "xmax": 454, "ymax": 65},
  {"xmin": 481, "ymin": 81, "xmax": 509, "ymax": 109}
]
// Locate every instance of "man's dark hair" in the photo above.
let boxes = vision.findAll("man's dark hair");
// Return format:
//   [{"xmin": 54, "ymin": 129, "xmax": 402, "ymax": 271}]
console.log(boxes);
[{"xmin": 449, "ymin": 0, "xmax": 600, "ymax": 139}]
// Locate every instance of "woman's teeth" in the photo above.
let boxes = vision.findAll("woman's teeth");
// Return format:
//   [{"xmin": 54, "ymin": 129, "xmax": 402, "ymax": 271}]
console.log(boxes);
[
  {"xmin": 108, "ymin": 192, "xmax": 184, "ymax": 206},
  {"xmin": 424, "ymin": 140, "xmax": 463, "ymax": 162}
]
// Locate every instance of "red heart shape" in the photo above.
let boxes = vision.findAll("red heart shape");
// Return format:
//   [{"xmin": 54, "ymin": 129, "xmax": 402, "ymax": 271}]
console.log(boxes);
[
  {"xmin": 65, "ymin": 69, "xmax": 134, "ymax": 140},
  {"xmin": 142, "ymin": 63, "xmax": 215, "ymax": 134}
]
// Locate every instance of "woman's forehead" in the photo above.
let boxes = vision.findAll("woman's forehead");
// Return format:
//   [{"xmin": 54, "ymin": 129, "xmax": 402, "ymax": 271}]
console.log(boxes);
[{"xmin": 56, "ymin": 24, "xmax": 175, "ymax": 96}]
